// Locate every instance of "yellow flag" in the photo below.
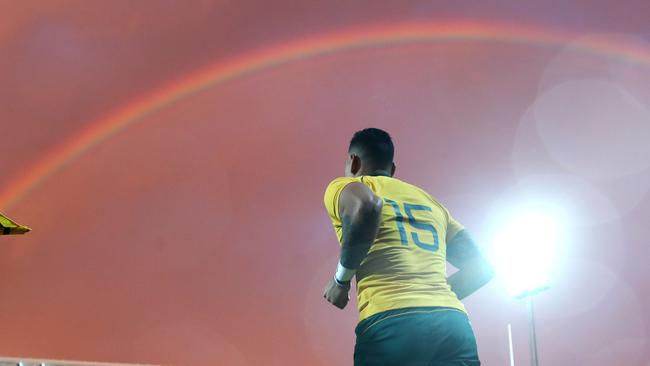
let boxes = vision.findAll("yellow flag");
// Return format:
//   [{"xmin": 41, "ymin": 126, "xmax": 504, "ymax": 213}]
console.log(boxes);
[{"xmin": 0, "ymin": 212, "xmax": 31, "ymax": 235}]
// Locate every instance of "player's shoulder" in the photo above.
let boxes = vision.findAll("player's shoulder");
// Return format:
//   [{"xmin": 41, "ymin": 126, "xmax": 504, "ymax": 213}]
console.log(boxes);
[
  {"xmin": 326, "ymin": 176, "xmax": 359, "ymax": 186},
  {"xmin": 324, "ymin": 176, "xmax": 361, "ymax": 192},
  {"xmin": 324, "ymin": 176, "xmax": 362, "ymax": 198},
  {"xmin": 394, "ymin": 179, "xmax": 449, "ymax": 210},
  {"xmin": 390, "ymin": 177, "xmax": 431, "ymax": 197},
  {"xmin": 323, "ymin": 177, "xmax": 367, "ymax": 217}
]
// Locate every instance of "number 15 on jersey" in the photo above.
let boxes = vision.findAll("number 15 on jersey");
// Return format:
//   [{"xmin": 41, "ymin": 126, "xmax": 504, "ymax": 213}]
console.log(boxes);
[{"xmin": 383, "ymin": 198, "xmax": 440, "ymax": 252}]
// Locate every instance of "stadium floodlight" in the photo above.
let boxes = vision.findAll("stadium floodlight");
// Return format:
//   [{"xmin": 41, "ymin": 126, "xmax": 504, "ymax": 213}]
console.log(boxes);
[
  {"xmin": 490, "ymin": 206, "xmax": 564, "ymax": 366},
  {"xmin": 491, "ymin": 210, "xmax": 558, "ymax": 298}
]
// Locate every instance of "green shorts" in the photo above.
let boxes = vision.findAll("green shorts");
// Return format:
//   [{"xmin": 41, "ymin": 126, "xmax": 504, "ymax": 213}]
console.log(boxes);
[{"xmin": 354, "ymin": 307, "xmax": 480, "ymax": 366}]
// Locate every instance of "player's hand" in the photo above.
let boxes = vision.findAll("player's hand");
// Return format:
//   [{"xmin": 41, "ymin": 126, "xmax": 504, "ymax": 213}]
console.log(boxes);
[{"xmin": 323, "ymin": 277, "xmax": 350, "ymax": 309}]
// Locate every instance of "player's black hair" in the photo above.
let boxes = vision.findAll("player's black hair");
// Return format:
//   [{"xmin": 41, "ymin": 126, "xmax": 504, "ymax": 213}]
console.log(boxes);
[{"xmin": 348, "ymin": 128, "xmax": 394, "ymax": 168}]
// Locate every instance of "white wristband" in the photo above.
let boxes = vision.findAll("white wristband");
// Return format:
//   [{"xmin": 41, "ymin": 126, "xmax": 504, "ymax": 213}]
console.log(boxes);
[{"xmin": 335, "ymin": 262, "xmax": 356, "ymax": 282}]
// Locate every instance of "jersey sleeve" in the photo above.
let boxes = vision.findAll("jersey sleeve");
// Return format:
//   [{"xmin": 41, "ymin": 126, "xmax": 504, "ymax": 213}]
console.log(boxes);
[
  {"xmin": 446, "ymin": 209, "xmax": 465, "ymax": 240},
  {"xmin": 323, "ymin": 177, "xmax": 357, "ymax": 223}
]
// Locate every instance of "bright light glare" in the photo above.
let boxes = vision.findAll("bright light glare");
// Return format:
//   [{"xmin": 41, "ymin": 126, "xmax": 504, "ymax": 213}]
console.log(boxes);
[{"xmin": 491, "ymin": 210, "xmax": 559, "ymax": 297}]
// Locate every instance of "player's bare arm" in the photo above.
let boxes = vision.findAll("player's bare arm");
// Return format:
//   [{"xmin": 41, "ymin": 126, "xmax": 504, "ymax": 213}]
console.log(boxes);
[
  {"xmin": 323, "ymin": 182, "xmax": 383, "ymax": 309},
  {"xmin": 446, "ymin": 230, "xmax": 495, "ymax": 300}
]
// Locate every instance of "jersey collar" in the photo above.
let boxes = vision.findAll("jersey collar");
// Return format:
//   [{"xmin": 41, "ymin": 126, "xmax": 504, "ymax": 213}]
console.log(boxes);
[{"xmin": 366, "ymin": 170, "xmax": 391, "ymax": 177}]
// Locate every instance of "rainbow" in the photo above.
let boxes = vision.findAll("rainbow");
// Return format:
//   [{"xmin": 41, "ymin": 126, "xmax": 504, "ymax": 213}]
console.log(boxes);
[{"xmin": 2, "ymin": 20, "xmax": 649, "ymax": 210}]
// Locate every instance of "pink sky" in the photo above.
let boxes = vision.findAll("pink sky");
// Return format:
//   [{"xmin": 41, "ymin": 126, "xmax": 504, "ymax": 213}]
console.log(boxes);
[{"xmin": 1, "ymin": 1, "xmax": 649, "ymax": 364}]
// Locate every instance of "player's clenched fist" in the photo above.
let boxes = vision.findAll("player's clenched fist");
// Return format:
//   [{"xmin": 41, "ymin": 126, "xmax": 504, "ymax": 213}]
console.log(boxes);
[{"xmin": 323, "ymin": 277, "xmax": 350, "ymax": 309}]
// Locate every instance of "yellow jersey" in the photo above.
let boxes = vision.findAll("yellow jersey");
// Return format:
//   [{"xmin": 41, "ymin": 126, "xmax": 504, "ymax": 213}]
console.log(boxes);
[
  {"xmin": 0, "ymin": 212, "xmax": 31, "ymax": 235},
  {"xmin": 324, "ymin": 175, "xmax": 466, "ymax": 321}
]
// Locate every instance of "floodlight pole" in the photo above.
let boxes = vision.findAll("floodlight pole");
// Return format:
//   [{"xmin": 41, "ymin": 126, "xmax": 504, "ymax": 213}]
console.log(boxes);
[
  {"xmin": 526, "ymin": 293, "xmax": 539, "ymax": 366},
  {"xmin": 516, "ymin": 287, "xmax": 547, "ymax": 366}
]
